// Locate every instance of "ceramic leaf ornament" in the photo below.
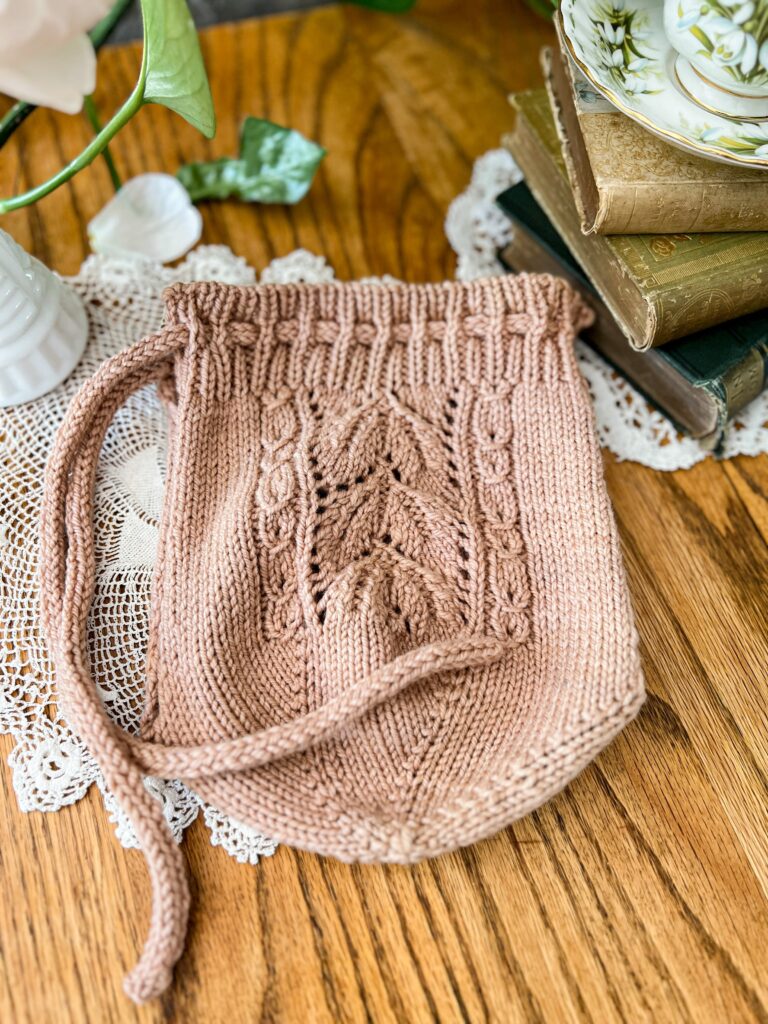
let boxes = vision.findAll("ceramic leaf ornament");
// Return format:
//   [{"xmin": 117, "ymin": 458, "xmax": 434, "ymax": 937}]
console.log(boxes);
[
  {"xmin": 88, "ymin": 174, "xmax": 203, "ymax": 262},
  {"xmin": 0, "ymin": 230, "xmax": 87, "ymax": 407},
  {"xmin": 177, "ymin": 118, "xmax": 325, "ymax": 204}
]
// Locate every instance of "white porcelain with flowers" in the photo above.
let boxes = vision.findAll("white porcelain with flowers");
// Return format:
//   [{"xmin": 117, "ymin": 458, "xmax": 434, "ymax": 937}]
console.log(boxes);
[
  {"xmin": 560, "ymin": 0, "xmax": 768, "ymax": 167},
  {"xmin": 664, "ymin": 0, "xmax": 768, "ymax": 117}
]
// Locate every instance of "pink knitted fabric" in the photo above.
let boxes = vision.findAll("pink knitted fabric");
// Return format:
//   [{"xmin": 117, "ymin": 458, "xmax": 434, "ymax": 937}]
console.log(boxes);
[{"xmin": 40, "ymin": 276, "xmax": 644, "ymax": 1003}]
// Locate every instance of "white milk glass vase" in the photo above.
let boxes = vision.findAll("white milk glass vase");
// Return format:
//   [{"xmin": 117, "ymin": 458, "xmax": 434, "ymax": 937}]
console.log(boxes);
[{"xmin": 0, "ymin": 229, "xmax": 87, "ymax": 406}]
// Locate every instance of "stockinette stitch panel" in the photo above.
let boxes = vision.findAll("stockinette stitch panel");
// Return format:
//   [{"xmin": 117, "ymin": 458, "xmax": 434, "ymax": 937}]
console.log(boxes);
[{"xmin": 40, "ymin": 276, "xmax": 644, "ymax": 1002}]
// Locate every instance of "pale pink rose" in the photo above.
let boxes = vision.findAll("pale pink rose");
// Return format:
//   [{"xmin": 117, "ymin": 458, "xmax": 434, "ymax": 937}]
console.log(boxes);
[{"xmin": 0, "ymin": 0, "xmax": 113, "ymax": 115}]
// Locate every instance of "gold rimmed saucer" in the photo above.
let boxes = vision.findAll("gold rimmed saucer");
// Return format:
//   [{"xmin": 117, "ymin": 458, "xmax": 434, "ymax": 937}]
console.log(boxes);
[{"xmin": 559, "ymin": 0, "xmax": 768, "ymax": 169}]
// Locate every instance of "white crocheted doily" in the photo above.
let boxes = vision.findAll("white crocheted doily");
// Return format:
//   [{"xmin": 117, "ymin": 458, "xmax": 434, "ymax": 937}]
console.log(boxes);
[
  {"xmin": 0, "ymin": 246, "xmax": 278, "ymax": 862},
  {"xmin": 1, "ymin": 152, "xmax": 764, "ymax": 856}
]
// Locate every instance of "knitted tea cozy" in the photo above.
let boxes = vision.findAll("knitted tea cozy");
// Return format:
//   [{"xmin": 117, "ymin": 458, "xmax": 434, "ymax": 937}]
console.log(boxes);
[{"xmin": 40, "ymin": 275, "xmax": 644, "ymax": 1002}]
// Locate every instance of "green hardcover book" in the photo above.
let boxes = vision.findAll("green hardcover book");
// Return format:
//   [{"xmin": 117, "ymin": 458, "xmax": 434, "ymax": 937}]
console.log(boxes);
[
  {"xmin": 496, "ymin": 180, "xmax": 768, "ymax": 444},
  {"xmin": 506, "ymin": 82, "xmax": 768, "ymax": 351}
]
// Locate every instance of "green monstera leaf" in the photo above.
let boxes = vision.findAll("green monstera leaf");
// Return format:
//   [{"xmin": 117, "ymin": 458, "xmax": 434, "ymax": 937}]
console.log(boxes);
[
  {"xmin": 140, "ymin": 0, "xmax": 216, "ymax": 138},
  {"xmin": 177, "ymin": 117, "xmax": 325, "ymax": 204}
]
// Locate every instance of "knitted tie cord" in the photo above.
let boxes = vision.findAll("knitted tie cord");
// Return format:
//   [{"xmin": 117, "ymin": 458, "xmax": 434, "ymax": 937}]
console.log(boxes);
[{"xmin": 39, "ymin": 275, "xmax": 644, "ymax": 1002}]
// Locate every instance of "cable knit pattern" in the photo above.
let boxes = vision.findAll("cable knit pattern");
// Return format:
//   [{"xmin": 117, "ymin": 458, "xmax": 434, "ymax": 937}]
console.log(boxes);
[{"xmin": 39, "ymin": 275, "xmax": 644, "ymax": 1003}]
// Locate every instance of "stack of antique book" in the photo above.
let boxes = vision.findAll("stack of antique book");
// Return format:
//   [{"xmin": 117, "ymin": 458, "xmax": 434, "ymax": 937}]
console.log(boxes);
[{"xmin": 499, "ymin": 24, "xmax": 768, "ymax": 446}]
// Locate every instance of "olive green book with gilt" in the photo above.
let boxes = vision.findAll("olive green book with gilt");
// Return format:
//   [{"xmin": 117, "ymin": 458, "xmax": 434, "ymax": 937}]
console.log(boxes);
[{"xmin": 506, "ymin": 81, "xmax": 768, "ymax": 351}]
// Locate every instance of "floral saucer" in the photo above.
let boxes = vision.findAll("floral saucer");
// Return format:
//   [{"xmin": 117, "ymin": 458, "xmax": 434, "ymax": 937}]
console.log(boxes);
[{"xmin": 559, "ymin": 0, "xmax": 768, "ymax": 168}]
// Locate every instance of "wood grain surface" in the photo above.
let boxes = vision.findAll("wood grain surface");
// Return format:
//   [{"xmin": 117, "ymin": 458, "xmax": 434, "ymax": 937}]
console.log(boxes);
[{"xmin": 1, "ymin": 2, "xmax": 767, "ymax": 1021}]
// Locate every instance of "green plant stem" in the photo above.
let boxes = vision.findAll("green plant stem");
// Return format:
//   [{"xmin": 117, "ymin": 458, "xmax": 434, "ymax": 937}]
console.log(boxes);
[
  {"xmin": 755, "ymin": 5, "xmax": 768, "ymax": 44},
  {"xmin": 90, "ymin": 0, "xmax": 134, "ymax": 47},
  {"xmin": 83, "ymin": 95, "xmax": 122, "ymax": 192},
  {"xmin": 0, "ymin": 0, "xmax": 132, "ymax": 152},
  {"xmin": 0, "ymin": 87, "xmax": 142, "ymax": 214},
  {"xmin": 0, "ymin": 103, "xmax": 34, "ymax": 149}
]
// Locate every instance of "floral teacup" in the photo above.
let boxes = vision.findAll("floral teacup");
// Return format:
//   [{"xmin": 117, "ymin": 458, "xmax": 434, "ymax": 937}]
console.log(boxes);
[{"xmin": 664, "ymin": 0, "xmax": 768, "ymax": 118}]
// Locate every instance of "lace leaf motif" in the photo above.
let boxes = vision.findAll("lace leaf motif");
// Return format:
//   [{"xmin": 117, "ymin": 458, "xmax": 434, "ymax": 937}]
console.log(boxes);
[{"xmin": 307, "ymin": 391, "xmax": 470, "ymax": 665}]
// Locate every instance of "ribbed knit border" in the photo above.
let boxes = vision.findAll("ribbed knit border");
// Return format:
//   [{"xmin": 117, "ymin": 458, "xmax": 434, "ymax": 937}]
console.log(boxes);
[{"xmin": 163, "ymin": 276, "xmax": 594, "ymax": 396}]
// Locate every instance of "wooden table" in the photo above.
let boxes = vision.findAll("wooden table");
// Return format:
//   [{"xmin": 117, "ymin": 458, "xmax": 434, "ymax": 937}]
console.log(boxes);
[{"xmin": 1, "ymin": 2, "xmax": 766, "ymax": 1021}]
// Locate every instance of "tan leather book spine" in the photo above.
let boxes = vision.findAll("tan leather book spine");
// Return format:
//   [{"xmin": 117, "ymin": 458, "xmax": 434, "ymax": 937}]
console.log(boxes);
[
  {"xmin": 545, "ymin": 41, "xmax": 602, "ymax": 236},
  {"xmin": 551, "ymin": 19, "xmax": 768, "ymax": 235}
]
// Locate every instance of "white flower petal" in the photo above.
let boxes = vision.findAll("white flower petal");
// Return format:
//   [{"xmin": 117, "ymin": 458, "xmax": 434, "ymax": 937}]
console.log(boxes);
[
  {"xmin": 733, "ymin": 1, "xmax": 755, "ymax": 23},
  {"xmin": 88, "ymin": 174, "xmax": 203, "ymax": 264},
  {"xmin": 723, "ymin": 26, "xmax": 746, "ymax": 44},
  {"xmin": 708, "ymin": 16, "xmax": 740, "ymax": 32},
  {"xmin": 0, "ymin": 0, "xmax": 111, "ymax": 110},
  {"xmin": 58, "ymin": 0, "xmax": 114, "ymax": 37},
  {"xmin": 740, "ymin": 33, "xmax": 758, "ymax": 73},
  {"xmin": 0, "ymin": 33, "xmax": 96, "ymax": 114},
  {"xmin": 0, "ymin": 0, "xmax": 47, "ymax": 50}
]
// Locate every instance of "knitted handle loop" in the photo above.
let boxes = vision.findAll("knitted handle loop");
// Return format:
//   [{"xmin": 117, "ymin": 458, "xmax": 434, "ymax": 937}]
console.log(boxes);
[
  {"xmin": 40, "ymin": 325, "xmax": 191, "ymax": 1003},
  {"xmin": 39, "ymin": 326, "xmax": 512, "ymax": 1003},
  {"xmin": 126, "ymin": 633, "xmax": 508, "ymax": 778}
]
